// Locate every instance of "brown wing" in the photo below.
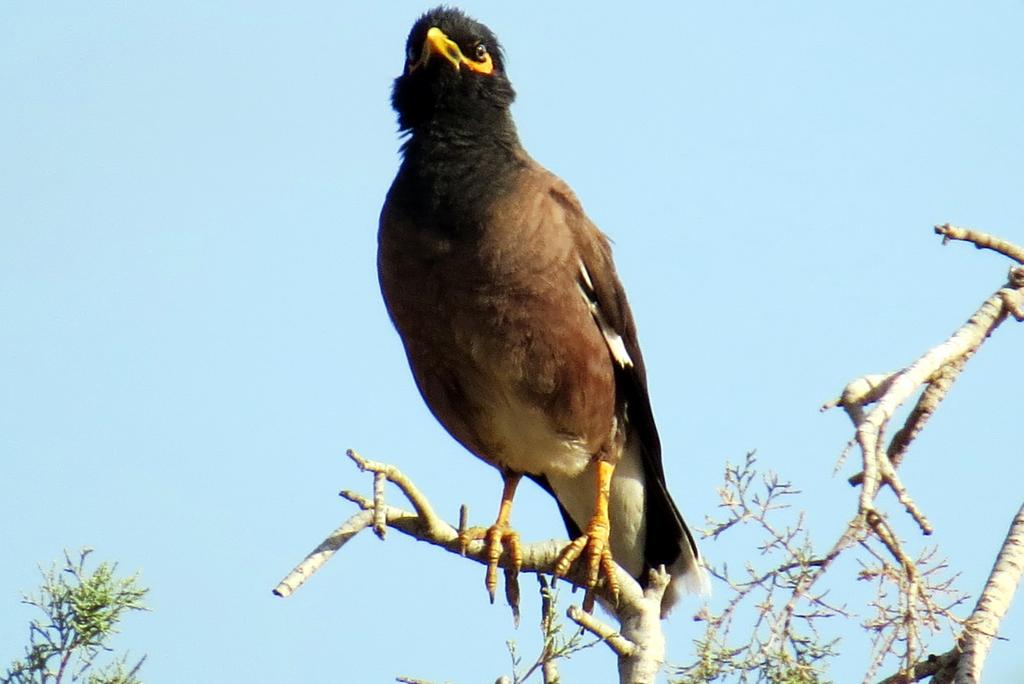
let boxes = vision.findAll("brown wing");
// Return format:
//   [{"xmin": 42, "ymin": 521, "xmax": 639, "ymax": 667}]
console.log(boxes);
[
  {"xmin": 546, "ymin": 179, "xmax": 663, "ymax": 471},
  {"xmin": 545, "ymin": 176, "xmax": 700, "ymax": 581}
]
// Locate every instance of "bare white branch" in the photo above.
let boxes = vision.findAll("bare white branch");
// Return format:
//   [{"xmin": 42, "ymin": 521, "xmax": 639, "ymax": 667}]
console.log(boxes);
[
  {"xmin": 276, "ymin": 454, "xmax": 670, "ymax": 684},
  {"xmin": 568, "ymin": 605, "xmax": 635, "ymax": 658},
  {"xmin": 813, "ymin": 227, "xmax": 1024, "ymax": 680},
  {"xmin": 273, "ymin": 509, "xmax": 374, "ymax": 598},
  {"xmin": 955, "ymin": 502, "xmax": 1024, "ymax": 683}
]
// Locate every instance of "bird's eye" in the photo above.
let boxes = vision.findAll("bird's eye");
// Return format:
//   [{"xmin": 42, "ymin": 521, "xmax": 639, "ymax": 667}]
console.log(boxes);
[
  {"xmin": 406, "ymin": 44, "xmax": 417, "ymax": 63},
  {"xmin": 474, "ymin": 43, "xmax": 488, "ymax": 61}
]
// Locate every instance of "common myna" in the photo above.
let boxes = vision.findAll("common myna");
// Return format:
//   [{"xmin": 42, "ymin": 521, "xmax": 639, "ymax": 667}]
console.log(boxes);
[{"xmin": 378, "ymin": 6, "xmax": 704, "ymax": 615}]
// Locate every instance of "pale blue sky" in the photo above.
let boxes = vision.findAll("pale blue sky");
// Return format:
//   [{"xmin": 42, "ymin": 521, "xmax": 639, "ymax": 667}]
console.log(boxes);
[{"xmin": 2, "ymin": 2, "xmax": 1022, "ymax": 682}]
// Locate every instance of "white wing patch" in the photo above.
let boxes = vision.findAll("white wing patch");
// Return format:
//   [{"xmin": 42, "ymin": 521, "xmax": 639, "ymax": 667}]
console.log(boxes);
[{"xmin": 578, "ymin": 260, "xmax": 634, "ymax": 369}]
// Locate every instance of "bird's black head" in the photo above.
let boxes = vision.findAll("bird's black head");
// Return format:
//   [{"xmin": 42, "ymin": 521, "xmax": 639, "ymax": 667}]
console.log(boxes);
[{"xmin": 392, "ymin": 7, "xmax": 516, "ymax": 132}]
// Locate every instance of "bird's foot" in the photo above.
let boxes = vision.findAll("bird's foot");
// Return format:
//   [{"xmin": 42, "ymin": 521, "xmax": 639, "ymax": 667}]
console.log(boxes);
[
  {"xmin": 553, "ymin": 517, "xmax": 619, "ymax": 612},
  {"xmin": 458, "ymin": 523, "xmax": 523, "ymax": 605}
]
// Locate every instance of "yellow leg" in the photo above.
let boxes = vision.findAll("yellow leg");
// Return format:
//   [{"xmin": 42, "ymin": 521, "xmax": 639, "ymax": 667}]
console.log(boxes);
[
  {"xmin": 553, "ymin": 460, "xmax": 620, "ymax": 612},
  {"xmin": 459, "ymin": 472, "xmax": 523, "ymax": 604}
]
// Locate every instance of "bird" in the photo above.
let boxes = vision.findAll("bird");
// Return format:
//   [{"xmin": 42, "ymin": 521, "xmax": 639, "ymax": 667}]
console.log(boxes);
[{"xmin": 377, "ymin": 6, "xmax": 705, "ymax": 616}]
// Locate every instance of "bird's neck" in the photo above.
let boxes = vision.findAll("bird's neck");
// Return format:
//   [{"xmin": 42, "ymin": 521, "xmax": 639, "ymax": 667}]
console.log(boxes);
[{"xmin": 398, "ymin": 113, "xmax": 523, "ymax": 227}]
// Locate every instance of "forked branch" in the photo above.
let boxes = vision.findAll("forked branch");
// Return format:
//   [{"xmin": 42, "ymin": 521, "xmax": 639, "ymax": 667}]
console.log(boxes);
[
  {"xmin": 274, "ymin": 449, "xmax": 670, "ymax": 684},
  {"xmin": 813, "ymin": 225, "xmax": 1024, "ymax": 681}
]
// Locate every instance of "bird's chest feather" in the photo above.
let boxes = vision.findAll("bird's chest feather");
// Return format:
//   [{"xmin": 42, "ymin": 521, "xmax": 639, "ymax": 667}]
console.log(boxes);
[{"xmin": 379, "ymin": 200, "xmax": 615, "ymax": 476}]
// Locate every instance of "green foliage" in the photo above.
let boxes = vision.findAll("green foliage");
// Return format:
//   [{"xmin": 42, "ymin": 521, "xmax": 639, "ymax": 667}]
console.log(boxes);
[{"xmin": 2, "ymin": 549, "xmax": 148, "ymax": 684}]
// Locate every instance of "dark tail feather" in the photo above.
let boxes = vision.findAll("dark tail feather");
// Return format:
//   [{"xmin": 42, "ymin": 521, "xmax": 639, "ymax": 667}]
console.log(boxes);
[{"xmin": 639, "ymin": 449, "xmax": 707, "ymax": 613}]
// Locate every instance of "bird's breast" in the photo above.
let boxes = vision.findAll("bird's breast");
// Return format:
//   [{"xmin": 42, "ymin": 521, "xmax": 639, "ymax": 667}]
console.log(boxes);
[
  {"xmin": 438, "ymin": 266, "xmax": 615, "ymax": 477},
  {"xmin": 379, "ymin": 206, "xmax": 617, "ymax": 477}
]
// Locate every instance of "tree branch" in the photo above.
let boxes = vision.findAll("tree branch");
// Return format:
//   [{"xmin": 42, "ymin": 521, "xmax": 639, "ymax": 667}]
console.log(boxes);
[
  {"xmin": 274, "ymin": 450, "xmax": 670, "ymax": 684},
  {"xmin": 954, "ymin": 501, "xmax": 1024, "ymax": 683},
  {"xmin": 875, "ymin": 502, "xmax": 1024, "ymax": 684},
  {"xmin": 934, "ymin": 223, "xmax": 1024, "ymax": 263},
  {"xmin": 833, "ymin": 228, "xmax": 1023, "ymax": 501},
  {"xmin": 875, "ymin": 646, "xmax": 959, "ymax": 684},
  {"xmin": 813, "ymin": 226, "xmax": 1024, "ymax": 679}
]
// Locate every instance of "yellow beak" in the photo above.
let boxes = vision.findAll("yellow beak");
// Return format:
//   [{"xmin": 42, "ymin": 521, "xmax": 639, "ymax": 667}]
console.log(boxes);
[
  {"xmin": 422, "ymin": 27, "xmax": 464, "ymax": 70},
  {"xmin": 409, "ymin": 27, "xmax": 494, "ymax": 75}
]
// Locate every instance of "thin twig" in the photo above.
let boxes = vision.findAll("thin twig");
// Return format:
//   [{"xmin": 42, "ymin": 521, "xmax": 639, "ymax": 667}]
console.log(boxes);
[{"xmin": 567, "ymin": 606, "xmax": 634, "ymax": 657}]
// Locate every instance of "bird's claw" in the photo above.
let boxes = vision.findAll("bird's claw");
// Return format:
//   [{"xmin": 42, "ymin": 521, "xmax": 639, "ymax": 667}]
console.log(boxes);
[
  {"xmin": 553, "ymin": 520, "xmax": 619, "ymax": 612},
  {"xmin": 459, "ymin": 523, "xmax": 523, "ymax": 607}
]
